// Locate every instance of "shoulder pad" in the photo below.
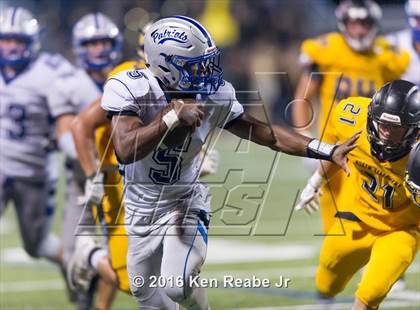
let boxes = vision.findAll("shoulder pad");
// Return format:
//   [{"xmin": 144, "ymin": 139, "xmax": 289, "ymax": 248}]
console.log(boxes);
[
  {"xmin": 301, "ymin": 32, "xmax": 338, "ymax": 66},
  {"xmin": 106, "ymin": 69, "xmax": 151, "ymax": 100}
]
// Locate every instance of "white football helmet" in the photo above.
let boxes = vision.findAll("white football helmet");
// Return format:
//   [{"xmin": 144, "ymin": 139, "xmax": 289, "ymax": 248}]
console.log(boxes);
[
  {"xmin": 336, "ymin": 0, "xmax": 382, "ymax": 52},
  {"xmin": 143, "ymin": 16, "xmax": 223, "ymax": 94},
  {"xmin": 405, "ymin": 0, "xmax": 420, "ymax": 45},
  {"xmin": 72, "ymin": 12, "xmax": 122, "ymax": 70},
  {"xmin": 0, "ymin": 6, "xmax": 41, "ymax": 68}
]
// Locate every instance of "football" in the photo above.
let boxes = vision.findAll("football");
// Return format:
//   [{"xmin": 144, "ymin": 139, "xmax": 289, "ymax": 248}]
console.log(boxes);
[{"xmin": 161, "ymin": 124, "xmax": 193, "ymax": 149}]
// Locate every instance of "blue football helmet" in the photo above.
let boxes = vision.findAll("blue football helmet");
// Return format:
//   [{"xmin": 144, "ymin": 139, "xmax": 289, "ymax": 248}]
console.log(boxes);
[
  {"xmin": 0, "ymin": 7, "xmax": 41, "ymax": 68},
  {"xmin": 143, "ymin": 16, "xmax": 223, "ymax": 95},
  {"xmin": 72, "ymin": 13, "xmax": 122, "ymax": 70}
]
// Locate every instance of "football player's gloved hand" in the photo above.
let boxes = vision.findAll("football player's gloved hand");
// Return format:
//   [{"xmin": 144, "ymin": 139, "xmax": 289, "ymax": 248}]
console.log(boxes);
[
  {"xmin": 295, "ymin": 171, "xmax": 326, "ymax": 214},
  {"xmin": 199, "ymin": 148, "xmax": 220, "ymax": 177},
  {"xmin": 84, "ymin": 172, "xmax": 105, "ymax": 205}
]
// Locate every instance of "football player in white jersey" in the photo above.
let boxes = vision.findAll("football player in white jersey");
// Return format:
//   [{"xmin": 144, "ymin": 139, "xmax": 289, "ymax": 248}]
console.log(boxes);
[
  {"xmin": 386, "ymin": 0, "xmax": 420, "ymax": 86},
  {"xmin": 46, "ymin": 12, "xmax": 122, "ymax": 309},
  {"xmin": 0, "ymin": 7, "xmax": 75, "ymax": 264},
  {"xmin": 100, "ymin": 16, "xmax": 360, "ymax": 309}
]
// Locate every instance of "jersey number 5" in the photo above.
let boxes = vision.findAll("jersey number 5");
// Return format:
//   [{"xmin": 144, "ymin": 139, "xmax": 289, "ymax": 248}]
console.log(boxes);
[{"xmin": 149, "ymin": 138, "xmax": 192, "ymax": 185}]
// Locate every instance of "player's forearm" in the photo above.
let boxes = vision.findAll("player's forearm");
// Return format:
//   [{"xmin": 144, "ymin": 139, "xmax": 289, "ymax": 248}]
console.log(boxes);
[
  {"xmin": 271, "ymin": 125, "xmax": 312, "ymax": 156},
  {"xmin": 71, "ymin": 118, "xmax": 98, "ymax": 177},
  {"xmin": 111, "ymin": 115, "xmax": 168, "ymax": 164},
  {"xmin": 227, "ymin": 113, "xmax": 311, "ymax": 156},
  {"xmin": 317, "ymin": 160, "xmax": 340, "ymax": 181}
]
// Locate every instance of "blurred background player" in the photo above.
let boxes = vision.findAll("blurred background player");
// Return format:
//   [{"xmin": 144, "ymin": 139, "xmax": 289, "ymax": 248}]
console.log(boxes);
[
  {"xmin": 386, "ymin": 0, "xmax": 420, "ymax": 86},
  {"xmin": 68, "ymin": 21, "xmax": 221, "ymax": 308},
  {"xmin": 296, "ymin": 80, "xmax": 420, "ymax": 310},
  {"xmin": 47, "ymin": 12, "xmax": 122, "ymax": 310},
  {"xmin": 293, "ymin": 0, "xmax": 410, "ymax": 233},
  {"xmin": 0, "ymin": 6, "xmax": 75, "ymax": 265}
]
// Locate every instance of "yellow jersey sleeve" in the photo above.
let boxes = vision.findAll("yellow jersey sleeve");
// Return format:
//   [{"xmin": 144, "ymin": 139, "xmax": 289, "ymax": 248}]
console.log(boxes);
[
  {"xmin": 300, "ymin": 32, "xmax": 341, "ymax": 67},
  {"xmin": 373, "ymin": 37, "xmax": 410, "ymax": 82},
  {"xmin": 108, "ymin": 60, "xmax": 146, "ymax": 78},
  {"xmin": 329, "ymin": 96, "xmax": 371, "ymax": 143}
]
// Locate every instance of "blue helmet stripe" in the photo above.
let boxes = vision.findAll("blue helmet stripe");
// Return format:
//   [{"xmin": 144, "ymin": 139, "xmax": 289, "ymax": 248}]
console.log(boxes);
[
  {"xmin": 94, "ymin": 13, "xmax": 99, "ymax": 29},
  {"xmin": 11, "ymin": 7, "xmax": 18, "ymax": 26},
  {"xmin": 171, "ymin": 15, "xmax": 212, "ymax": 48}
]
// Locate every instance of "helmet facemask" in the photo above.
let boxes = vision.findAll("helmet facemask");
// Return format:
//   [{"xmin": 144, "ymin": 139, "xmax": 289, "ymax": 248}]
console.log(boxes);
[
  {"xmin": 72, "ymin": 13, "xmax": 122, "ymax": 71},
  {"xmin": 0, "ymin": 7, "xmax": 41, "ymax": 69},
  {"xmin": 367, "ymin": 108, "xmax": 419, "ymax": 162},
  {"xmin": 79, "ymin": 37, "xmax": 119, "ymax": 70},
  {"xmin": 336, "ymin": 0, "xmax": 382, "ymax": 52},
  {"xmin": 168, "ymin": 49, "xmax": 223, "ymax": 94},
  {"xmin": 340, "ymin": 17, "xmax": 378, "ymax": 52}
]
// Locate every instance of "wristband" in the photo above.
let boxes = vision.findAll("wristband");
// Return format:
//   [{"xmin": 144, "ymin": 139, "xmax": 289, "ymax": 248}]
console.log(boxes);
[
  {"xmin": 307, "ymin": 139, "xmax": 338, "ymax": 161},
  {"xmin": 309, "ymin": 170, "xmax": 326, "ymax": 189},
  {"xmin": 162, "ymin": 109, "xmax": 180, "ymax": 131}
]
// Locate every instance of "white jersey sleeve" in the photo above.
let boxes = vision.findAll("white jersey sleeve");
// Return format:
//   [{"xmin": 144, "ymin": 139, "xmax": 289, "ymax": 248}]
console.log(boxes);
[
  {"xmin": 101, "ymin": 70, "xmax": 151, "ymax": 118},
  {"xmin": 208, "ymin": 81, "xmax": 244, "ymax": 128},
  {"xmin": 47, "ymin": 69, "xmax": 102, "ymax": 118}
]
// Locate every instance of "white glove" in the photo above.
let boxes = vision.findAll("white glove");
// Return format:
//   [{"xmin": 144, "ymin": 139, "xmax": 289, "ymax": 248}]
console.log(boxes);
[
  {"xmin": 84, "ymin": 172, "xmax": 105, "ymax": 205},
  {"xmin": 295, "ymin": 170, "xmax": 326, "ymax": 214},
  {"xmin": 199, "ymin": 148, "xmax": 220, "ymax": 177}
]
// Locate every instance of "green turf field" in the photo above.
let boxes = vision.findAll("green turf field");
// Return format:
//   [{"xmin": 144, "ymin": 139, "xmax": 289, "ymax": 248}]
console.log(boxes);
[{"xmin": 1, "ymin": 133, "xmax": 419, "ymax": 309}]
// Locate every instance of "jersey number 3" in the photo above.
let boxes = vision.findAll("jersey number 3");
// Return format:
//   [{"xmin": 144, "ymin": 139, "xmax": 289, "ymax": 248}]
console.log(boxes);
[{"xmin": 7, "ymin": 103, "xmax": 27, "ymax": 140}]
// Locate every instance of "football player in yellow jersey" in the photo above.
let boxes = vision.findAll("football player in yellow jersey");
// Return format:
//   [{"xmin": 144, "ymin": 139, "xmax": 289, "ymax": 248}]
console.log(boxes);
[
  {"xmin": 293, "ymin": 0, "xmax": 410, "ymax": 233},
  {"xmin": 296, "ymin": 80, "xmax": 420, "ymax": 310},
  {"xmin": 68, "ymin": 25, "xmax": 220, "ymax": 304}
]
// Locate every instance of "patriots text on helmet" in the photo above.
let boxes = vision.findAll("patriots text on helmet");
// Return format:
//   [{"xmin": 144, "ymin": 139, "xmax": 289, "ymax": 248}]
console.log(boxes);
[{"xmin": 152, "ymin": 29, "xmax": 188, "ymax": 45}]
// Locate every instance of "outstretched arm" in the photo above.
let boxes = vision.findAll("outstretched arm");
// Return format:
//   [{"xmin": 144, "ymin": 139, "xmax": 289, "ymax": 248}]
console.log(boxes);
[{"xmin": 226, "ymin": 113, "xmax": 360, "ymax": 175}]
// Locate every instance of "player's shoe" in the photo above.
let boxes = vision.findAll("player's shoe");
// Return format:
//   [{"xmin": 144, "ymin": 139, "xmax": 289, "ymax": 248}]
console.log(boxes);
[{"xmin": 67, "ymin": 235, "xmax": 101, "ymax": 292}]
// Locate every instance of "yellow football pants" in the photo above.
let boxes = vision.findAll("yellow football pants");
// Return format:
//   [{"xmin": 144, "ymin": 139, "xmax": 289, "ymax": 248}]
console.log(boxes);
[
  {"xmin": 316, "ymin": 218, "xmax": 419, "ymax": 309},
  {"xmin": 94, "ymin": 170, "xmax": 130, "ymax": 294},
  {"xmin": 319, "ymin": 169, "xmax": 345, "ymax": 234}
]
